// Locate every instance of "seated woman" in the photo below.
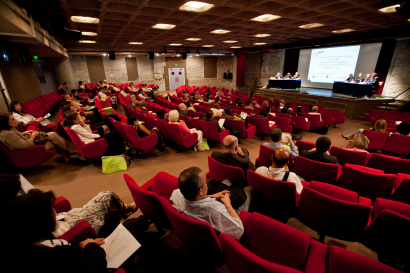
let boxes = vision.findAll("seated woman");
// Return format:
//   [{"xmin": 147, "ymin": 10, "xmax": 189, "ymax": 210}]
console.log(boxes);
[
  {"xmin": 186, "ymin": 101, "xmax": 195, "ymax": 112},
  {"xmin": 244, "ymin": 101, "xmax": 253, "ymax": 110},
  {"xmin": 136, "ymin": 101, "xmax": 147, "ymax": 114},
  {"xmin": 78, "ymin": 80, "xmax": 85, "ymax": 89},
  {"xmin": 10, "ymin": 101, "xmax": 67, "ymax": 138},
  {"xmin": 254, "ymin": 109, "xmax": 269, "ymax": 118},
  {"xmin": 0, "ymin": 112, "xmax": 75, "ymax": 163},
  {"xmin": 344, "ymin": 134, "xmax": 370, "ymax": 153},
  {"xmin": 1, "ymin": 189, "xmax": 147, "ymax": 273},
  {"xmin": 64, "ymin": 112, "xmax": 129, "ymax": 162},
  {"xmin": 293, "ymin": 106, "xmax": 304, "ymax": 116},
  {"xmin": 182, "ymin": 89, "xmax": 189, "ymax": 97},
  {"xmin": 128, "ymin": 82, "xmax": 137, "ymax": 93},
  {"xmin": 156, "ymin": 108, "xmax": 169, "ymax": 122},
  {"xmin": 343, "ymin": 119, "xmax": 387, "ymax": 140},
  {"xmin": 237, "ymin": 100, "xmax": 244, "ymax": 108},
  {"xmin": 120, "ymin": 86, "xmax": 128, "ymax": 97},
  {"xmin": 396, "ymin": 122, "xmax": 410, "ymax": 136},
  {"xmin": 138, "ymin": 89, "xmax": 147, "ymax": 100},
  {"xmin": 168, "ymin": 110, "xmax": 205, "ymax": 152},
  {"xmin": 98, "ymin": 88, "xmax": 108, "ymax": 99},
  {"xmin": 307, "ymin": 105, "xmax": 321, "ymax": 120},
  {"xmin": 127, "ymin": 116, "xmax": 164, "ymax": 152},
  {"xmin": 262, "ymin": 100, "xmax": 269, "ymax": 107},
  {"xmin": 252, "ymin": 101, "xmax": 260, "ymax": 108},
  {"xmin": 210, "ymin": 102, "xmax": 222, "ymax": 117}
]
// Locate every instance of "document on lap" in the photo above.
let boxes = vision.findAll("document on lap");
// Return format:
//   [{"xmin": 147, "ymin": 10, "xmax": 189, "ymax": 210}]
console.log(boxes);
[
  {"xmin": 100, "ymin": 223, "xmax": 141, "ymax": 269},
  {"xmin": 240, "ymin": 112, "xmax": 248, "ymax": 119},
  {"xmin": 219, "ymin": 118, "xmax": 225, "ymax": 127}
]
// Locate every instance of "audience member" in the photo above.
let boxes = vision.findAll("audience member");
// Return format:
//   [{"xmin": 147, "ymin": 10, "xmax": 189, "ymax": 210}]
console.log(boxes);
[
  {"xmin": 169, "ymin": 167, "xmax": 247, "ymax": 241},
  {"xmin": 186, "ymin": 101, "xmax": 195, "ymax": 111},
  {"xmin": 211, "ymin": 135, "xmax": 256, "ymax": 179},
  {"xmin": 210, "ymin": 102, "xmax": 222, "ymax": 117},
  {"xmin": 300, "ymin": 136, "xmax": 339, "ymax": 164},
  {"xmin": 344, "ymin": 134, "xmax": 369, "ymax": 153},
  {"xmin": 120, "ymin": 87, "xmax": 128, "ymax": 97},
  {"xmin": 244, "ymin": 101, "xmax": 253, "ymax": 110},
  {"xmin": 263, "ymin": 128, "xmax": 299, "ymax": 158},
  {"xmin": 256, "ymin": 148, "xmax": 303, "ymax": 195},
  {"xmin": 178, "ymin": 103, "xmax": 189, "ymax": 116},
  {"xmin": 129, "ymin": 95, "xmax": 139, "ymax": 110},
  {"xmin": 293, "ymin": 106, "xmax": 304, "ymax": 116},
  {"xmin": 396, "ymin": 122, "xmax": 410, "ymax": 136},
  {"xmin": 136, "ymin": 101, "xmax": 147, "ymax": 114},
  {"xmin": 98, "ymin": 88, "xmax": 108, "ymax": 99},
  {"xmin": 78, "ymin": 81, "xmax": 85, "ymax": 89},
  {"xmin": 156, "ymin": 108, "xmax": 169, "ymax": 122},
  {"xmin": 252, "ymin": 101, "xmax": 260, "ymax": 108},
  {"xmin": 343, "ymin": 119, "xmax": 387, "ymax": 140},
  {"xmin": 222, "ymin": 107, "xmax": 234, "ymax": 119},
  {"xmin": 127, "ymin": 116, "xmax": 164, "ymax": 152},
  {"xmin": 308, "ymin": 106, "xmax": 321, "ymax": 121},
  {"xmin": 168, "ymin": 110, "xmax": 205, "ymax": 152},
  {"xmin": 200, "ymin": 110, "xmax": 225, "ymax": 132}
]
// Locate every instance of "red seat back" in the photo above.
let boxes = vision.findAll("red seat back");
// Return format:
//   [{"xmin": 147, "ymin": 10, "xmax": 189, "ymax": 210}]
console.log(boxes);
[
  {"xmin": 253, "ymin": 117, "xmax": 271, "ymax": 135},
  {"xmin": 392, "ymin": 173, "xmax": 410, "ymax": 205},
  {"xmin": 143, "ymin": 115, "xmax": 157, "ymax": 130},
  {"xmin": 188, "ymin": 118, "xmax": 202, "ymax": 131},
  {"xmin": 110, "ymin": 118, "xmax": 129, "ymax": 142},
  {"xmin": 361, "ymin": 130, "xmax": 390, "ymax": 150},
  {"xmin": 154, "ymin": 119, "xmax": 169, "ymax": 138},
  {"xmin": 333, "ymin": 112, "xmax": 345, "ymax": 123},
  {"xmin": 208, "ymin": 156, "xmax": 246, "ymax": 187},
  {"xmin": 307, "ymin": 114, "xmax": 321, "ymax": 127},
  {"xmin": 295, "ymin": 140, "xmax": 315, "ymax": 154},
  {"xmin": 366, "ymin": 154, "xmax": 410, "ymax": 175},
  {"xmin": 199, "ymin": 120, "xmax": 221, "ymax": 142},
  {"xmin": 382, "ymin": 134, "xmax": 410, "ymax": 155},
  {"xmin": 291, "ymin": 116, "xmax": 308, "ymax": 130},
  {"xmin": 65, "ymin": 128, "xmax": 86, "ymax": 156},
  {"xmin": 273, "ymin": 117, "xmax": 291, "ymax": 133},
  {"xmin": 293, "ymin": 156, "xmax": 339, "ymax": 184},
  {"xmin": 329, "ymin": 146, "xmax": 368, "ymax": 166},
  {"xmin": 321, "ymin": 113, "xmax": 334, "ymax": 126}
]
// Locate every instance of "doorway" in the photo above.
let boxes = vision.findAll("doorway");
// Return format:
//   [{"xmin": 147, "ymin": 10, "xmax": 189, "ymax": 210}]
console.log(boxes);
[
  {"xmin": 168, "ymin": 68, "xmax": 185, "ymax": 90},
  {"xmin": 33, "ymin": 60, "xmax": 55, "ymax": 95}
]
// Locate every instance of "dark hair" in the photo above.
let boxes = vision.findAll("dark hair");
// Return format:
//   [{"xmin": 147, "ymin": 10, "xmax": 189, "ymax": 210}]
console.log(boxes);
[
  {"xmin": 280, "ymin": 107, "xmax": 288, "ymax": 114},
  {"xmin": 60, "ymin": 100, "xmax": 72, "ymax": 108},
  {"xmin": 63, "ymin": 94, "xmax": 70, "ymax": 101},
  {"xmin": 397, "ymin": 122, "xmax": 410, "ymax": 136},
  {"xmin": 9, "ymin": 101, "xmax": 23, "ymax": 114},
  {"xmin": 285, "ymin": 103, "xmax": 290, "ymax": 109},
  {"xmin": 57, "ymin": 83, "xmax": 61, "ymax": 87},
  {"xmin": 0, "ymin": 173, "xmax": 21, "ymax": 205},
  {"xmin": 0, "ymin": 112, "xmax": 12, "ymax": 131},
  {"xmin": 297, "ymin": 106, "xmax": 302, "ymax": 114},
  {"xmin": 63, "ymin": 82, "xmax": 67, "ymax": 85},
  {"xmin": 238, "ymin": 100, "xmax": 243, "ymax": 107},
  {"xmin": 215, "ymin": 97, "xmax": 220, "ymax": 103},
  {"xmin": 265, "ymin": 107, "xmax": 270, "ymax": 114},
  {"xmin": 127, "ymin": 116, "xmax": 137, "ymax": 126},
  {"xmin": 246, "ymin": 101, "xmax": 251, "ymax": 106},
  {"xmin": 259, "ymin": 109, "xmax": 268, "ymax": 117},
  {"xmin": 316, "ymin": 136, "xmax": 332, "ymax": 154},
  {"xmin": 205, "ymin": 93, "xmax": 210, "ymax": 100},
  {"xmin": 185, "ymin": 101, "xmax": 191, "ymax": 108},
  {"xmin": 178, "ymin": 167, "xmax": 203, "ymax": 200},
  {"xmin": 1, "ymin": 189, "xmax": 56, "ymax": 245},
  {"xmin": 70, "ymin": 89, "xmax": 77, "ymax": 95},
  {"xmin": 269, "ymin": 128, "xmax": 282, "ymax": 142},
  {"xmin": 309, "ymin": 105, "xmax": 313, "ymax": 111},
  {"xmin": 274, "ymin": 102, "xmax": 280, "ymax": 108},
  {"xmin": 205, "ymin": 110, "xmax": 213, "ymax": 119},
  {"xmin": 225, "ymin": 107, "xmax": 232, "ymax": 115},
  {"xmin": 79, "ymin": 81, "xmax": 83, "ymax": 85},
  {"xmin": 157, "ymin": 108, "xmax": 167, "ymax": 119},
  {"xmin": 64, "ymin": 111, "xmax": 79, "ymax": 128},
  {"xmin": 273, "ymin": 149, "xmax": 290, "ymax": 167},
  {"xmin": 61, "ymin": 104, "xmax": 72, "ymax": 113}
]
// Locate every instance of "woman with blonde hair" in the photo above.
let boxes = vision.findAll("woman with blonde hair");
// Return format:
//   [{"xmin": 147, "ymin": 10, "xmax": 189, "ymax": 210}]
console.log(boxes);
[
  {"xmin": 262, "ymin": 100, "xmax": 269, "ymax": 107},
  {"xmin": 342, "ymin": 119, "xmax": 387, "ymax": 140},
  {"xmin": 168, "ymin": 110, "xmax": 205, "ymax": 151},
  {"xmin": 344, "ymin": 134, "xmax": 370, "ymax": 153}
]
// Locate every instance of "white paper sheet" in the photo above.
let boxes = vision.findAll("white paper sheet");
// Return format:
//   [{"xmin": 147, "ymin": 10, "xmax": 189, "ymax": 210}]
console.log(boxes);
[
  {"xmin": 17, "ymin": 174, "xmax": 35, "ymax": 196},
  {"xmin": 101, "ymin": 223, "xmax": 141, "ymax": 269},
  {"xmin": 269, "ymin": 121, "xmax": 275, "ymax": 126},
  {"xmin": 44, "ymin": 113, "xmax": 51, "ymax": 119},
  {"xmin": 269, "ymin": 113, "xmax": 275, "ymax": 116},
  {"xmin": 396, "ymin": 121, "xmax": 402, "ymax": 125},
  {"xmin": 218, "ymin": 118, "xmax": 225, "ymax": 127},
  {"xmin": 305, "ymin": 118, "xmax": 308, "ymax": 122},
  {"xmin": 240, "ymin": 112, "xmax": 248, "ymax": 119},
  {"xmin": 282, "ymin": 133, "xmax": 291, "ymax": 142}
]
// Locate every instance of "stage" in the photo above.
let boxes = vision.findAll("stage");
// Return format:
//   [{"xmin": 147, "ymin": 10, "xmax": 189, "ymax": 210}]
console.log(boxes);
[{"xmin": 255, "ymin": 87, "xmax": 391, "ymax": 120}]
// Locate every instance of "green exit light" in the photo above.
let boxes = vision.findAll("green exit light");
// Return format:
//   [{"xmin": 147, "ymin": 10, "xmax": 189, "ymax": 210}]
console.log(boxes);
[
  {"xmin": 174, "ymin": 63, "xmax": 178, "ymax": 66},
  {"xmin": 33, "ymin": 56, "xmax": 38, "ymax": 60}
]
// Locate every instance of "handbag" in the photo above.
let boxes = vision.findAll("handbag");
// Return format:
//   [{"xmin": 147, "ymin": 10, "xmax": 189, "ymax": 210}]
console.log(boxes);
[
  {"xmin": 194, "ymin": 138, "xmax": 210, "ymax": 151},
  {"xmin": 102, "ymin": 107, "xmax": 114, "ymax": 115},
  {"xmin": 33, "ymin": 131, "xmax": 49, "ymax": 144},
  {"xmin": 102, "ymin": 155, "xmax": 127, "ymax": 174}
]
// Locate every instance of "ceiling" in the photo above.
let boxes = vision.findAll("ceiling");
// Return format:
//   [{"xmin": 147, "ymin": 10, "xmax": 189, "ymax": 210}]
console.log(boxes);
[{"xmin": 13, "ymin": 0, "xmax": 410, "ymax": 53}]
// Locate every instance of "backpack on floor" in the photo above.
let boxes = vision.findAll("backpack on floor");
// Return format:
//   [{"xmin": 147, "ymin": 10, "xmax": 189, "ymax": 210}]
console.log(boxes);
[{"xmin": 319, "ymin": 125, "xmax": 329, "ymax": 135}]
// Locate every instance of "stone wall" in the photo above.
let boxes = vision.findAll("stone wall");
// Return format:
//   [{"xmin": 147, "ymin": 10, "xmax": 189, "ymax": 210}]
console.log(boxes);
[
  {"xmin": 244, "ymin": 52, "xmax": 262, "ymax": 93},
  {"xmin": 69, "ymin": 55, "xmax": 90, "ymax": 86},
  {"xmin": 102, "ymin": 56, "xmax": 128, "ymax": 83},
  {"xmin": 383, "ymin": 39, "xmax": 410, "ymax": 100}
]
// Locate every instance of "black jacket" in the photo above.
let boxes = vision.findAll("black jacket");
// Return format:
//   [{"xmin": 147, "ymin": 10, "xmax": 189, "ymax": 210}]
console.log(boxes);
[{"xmin": 300, "ymin": 150, "xmax": 339, "ymax": 165}]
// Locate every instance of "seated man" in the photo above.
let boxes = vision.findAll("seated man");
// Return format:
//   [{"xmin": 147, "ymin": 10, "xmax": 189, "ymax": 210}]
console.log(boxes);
[
  {"xmin": 346, "ymin": 74, "xmax": 355, "ymax": 82},
  {"xmin": 129, "ymin": 95, "xmax": 139, "ymax": 110},
  {"xmin": 283, "ymin": 72, "xmax": 293, "ymax": 79},
  {"xmin": 263, "ymin": 128, "xmax": 299, "ymax": 158},
  {"xmin": 211, "ymin": 135, "xmax": 256, "ymax": 179},
  {"xmin": 135, "ymin": 101, "xmax": 147, "ymax": 114},
  {"xmin": 178, "ymin": 103, "xmax": 189, "ymax": 116},
  {"xmin": 221, "ymin": 107, "xmax": 234, "ymax": 119},
  {"xmin": 256, "ymin": 148, "xmax": 303, "ymax": 195},
  {"xmin": 170, "ymin": 167, "xmax": 250, "ymax": 241},
  {"xmin": 200, "ymin": 110, "xmax": 225, "ymax": 132},
  {"xmin": 357, "ymin": 72, "xmax": 364, "ymax": 82},
  {"xmin": 300, "ymin": 136, "xmax": 339, "ymax": 165}
]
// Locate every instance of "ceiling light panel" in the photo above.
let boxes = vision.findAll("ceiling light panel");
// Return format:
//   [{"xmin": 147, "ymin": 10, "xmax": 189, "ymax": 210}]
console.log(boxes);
[
  {"xmin": 82, "ymin": 32, "xmax": 97, "ymax": 36},
  {"xmin": 223, "ymin": 41, "xmax": 237, "ymax": 43},
  {"xmin": 230, "ymin": 46, "xmax": 241, "ymax": 48},
  {"xmin": 129, "ymin": 42, "xmax": 143, "ymax": 44},
  {"xmin": 254, "ymin": 43, "xmax": 267, "ymax": 45},
  {"xmin": 379, "ymin": 4, "xmax": 400, "ymax": 13},
  {"xmin": 71, "ymin": 16, "xmax": 100, "ymax": 24},
  {"xmin": 332, "ymin": 29, "xmax": 355, "ymax": 33},
  {"xmin": 152, "ymin": 24, "xmax": 176, "ymax": 30},
  {"xmin": 254, "ymin": 34, "xmax": 271, "ymax": 38},
  {"xmin": 202, "ymin": 45, "xmax": 214, "ymax": 47},
  {"xmin": 251, "ymin": 14, "xmax": 281, "ymax": 22},
  {"xmin": 299, "ymin": 23, "xmax": 324, "ymax": 29},
  {"xmin": 210, "ymin": 29, "xmax": 231, "ymax": 34},
  {"xmin": 79, "ymin": 40, "xmax": 96, "ymax": 43},
  {"xmin": 169, "ymin": 43, "xmax": 182, "ymax": 46},
  {"xmin": 179, "ymin": 1, "xmax": 215, "ymax": 13},
  {"xmin": 186, "ymin": 38, "xmax": 202, "ymax": 41}
]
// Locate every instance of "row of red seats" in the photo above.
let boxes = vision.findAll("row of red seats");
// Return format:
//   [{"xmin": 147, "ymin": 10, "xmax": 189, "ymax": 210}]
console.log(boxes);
[
  {"xmin": 22, "ymin": 90, "xmax": 63, "ymax": 118},
  {"xmin": 125, "ymin": 171, "xmax": 408, "ymax": 271},
  {"xmin": 365, "ymin": 110, "xmax": 410, "ymax": 125}
]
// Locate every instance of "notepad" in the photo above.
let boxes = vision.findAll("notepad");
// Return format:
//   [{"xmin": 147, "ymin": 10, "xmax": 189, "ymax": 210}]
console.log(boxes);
[
  {"xmin": 282, "ymin": 133, "xmax": 291, "ymax": 142},
  {"xmin": 240, "ymin": 112, "xmax": 248, "ymax": 119},
  {"xmin": 43, "ymin": 113, "xmax": 51, "ymax": 119},
  {"xmin": 218, "ymin": 118, "xmax": 225, "ymax": 127},
  {"xmin": 269, "ymin": 121, "xmax": 275, "ymax": 126},
  {"xmin": 396, "ymin": 121, "xmax": 402, "ymax": 125},
  {"xmin": 101, "ymin": 223, "xmax": 141, "ymax": 269}
]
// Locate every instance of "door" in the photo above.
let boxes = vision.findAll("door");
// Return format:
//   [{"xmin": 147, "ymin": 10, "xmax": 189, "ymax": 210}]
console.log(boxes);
[
  {"xmin": 168, "ymin": 68, "xmax": 185, "ymax": 90},
  {"xmin": 33, "ymin": 60, "xmax": 55, "ymax": 95}
]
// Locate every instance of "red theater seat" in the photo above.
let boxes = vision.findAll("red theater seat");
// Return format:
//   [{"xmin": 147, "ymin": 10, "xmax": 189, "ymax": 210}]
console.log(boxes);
[
  {"xmin": 293, "ymin": 156, "xmax": 341, "ymax": 184},
  {"xmin": 329, "ymin": 146, "xmax": 368, "ymax": 166},
  {"xmin": 208, "ymin": 156, "xmax": 246, "ymax": 187}
]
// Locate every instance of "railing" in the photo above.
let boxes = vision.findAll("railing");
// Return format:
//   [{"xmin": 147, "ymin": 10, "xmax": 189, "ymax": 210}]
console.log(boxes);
[{"xmin": 384, "ymin": 87, "xmax": 410, "ymax": 111}]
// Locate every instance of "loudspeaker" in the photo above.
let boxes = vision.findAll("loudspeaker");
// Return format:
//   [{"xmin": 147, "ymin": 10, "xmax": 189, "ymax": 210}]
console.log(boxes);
[
  {"xmin": 181, "ymin": 52, "xmax": 187, "ymax": 59},
  {"xmin": 109, "ymin": 51, "xmax": 115, "ymax": 60},
  {"xmin": 148, "ymin": 52, "xmax": 154, "ymax": 59}
]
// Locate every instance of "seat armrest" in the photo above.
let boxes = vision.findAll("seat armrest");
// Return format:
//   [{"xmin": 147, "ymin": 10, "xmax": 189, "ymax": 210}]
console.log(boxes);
[
  {"xmin": 59, "ymin": 220, "xmax": 96, "ymax": 245},
  {"xmin": 141, "ymin": 175, "xmax": 155, "ymax": 191},
  {"xmin": 358, "ymin": 196, "xmax": 372, "ymax": 207},
  {"xmin": 305, "ymin": 240, "xmax": 327, "ymax": 273},
  {"xmin": 54, "ymin": 197, "xmax": 72, "ymax": 213},
  {"xmin": 82, "ymin": 138, "xmax": 108, "ymax": 159},
  {"xmin": 239, "ymin": 210, "xmax": 251, "ymax": 229}
]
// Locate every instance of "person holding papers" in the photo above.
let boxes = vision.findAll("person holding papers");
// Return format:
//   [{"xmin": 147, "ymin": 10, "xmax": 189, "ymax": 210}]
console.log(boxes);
[
  {"xmin": 263, "ymin": 128, "xmax": 299, "ymax": 158},
  {"xmin": 200, "ymin": 110, "xmax": 225, "ymax": 132},
  {"xmin": 275, "ymin": 72, "xmax": 282, "ymax": 79}
]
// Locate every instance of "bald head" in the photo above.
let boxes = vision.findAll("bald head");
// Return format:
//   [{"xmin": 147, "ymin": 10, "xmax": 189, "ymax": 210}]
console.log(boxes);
[
  {"xmin": 179, "ymin": 103, "xmax": 187, "ymax": 111},
  {"xmin": 272, "ymin": 148, "xmax": 290, "ymax": 167},
  {"xmin": 222, "ymin": 135, "xmax": 238, "ymax": 153}
]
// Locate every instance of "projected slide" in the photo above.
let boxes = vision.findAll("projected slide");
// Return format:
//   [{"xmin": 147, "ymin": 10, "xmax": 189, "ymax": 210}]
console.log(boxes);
[{"xmin": 307, "ymin": 45, "xmax": 361, "ymax": 84}]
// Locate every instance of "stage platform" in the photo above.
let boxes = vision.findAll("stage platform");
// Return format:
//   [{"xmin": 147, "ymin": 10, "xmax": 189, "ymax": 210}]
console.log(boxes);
[{"xmin": 255, "ymin": 87, "xmax": 390, "ymax": 120}]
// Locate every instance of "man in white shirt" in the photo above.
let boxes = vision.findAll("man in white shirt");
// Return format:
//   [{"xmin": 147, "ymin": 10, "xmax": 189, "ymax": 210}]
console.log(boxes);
[
  {"xmin": 169, "ymin": 167, "xmax": 245, "ymax": 241},
  {"xmin": 256, "ymin": 148, "xmax": 303, "ymax": 195},
  {"xmin": 263, "ymin": 128, "xmax": 299, "ymax": 158}
]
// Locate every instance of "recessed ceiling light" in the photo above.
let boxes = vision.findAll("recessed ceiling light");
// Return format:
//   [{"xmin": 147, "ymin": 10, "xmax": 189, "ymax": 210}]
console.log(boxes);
[
  {"xmin": 81, "ymin": 32, "xmax": 97, "ymax": 36},
  {"xmin": 71, "ymin": 16, "xmax": 100, "ymax": 24},
  {"xmin": 379, "ymin": 4, "xmax": 400, "ymax": 13},
  {"xmin": 254, "ymin": 34, "xmax": 271, "ymax": 38},
  {"xmin": 103, "ymin": 53, "xmax": 107, "ymax": 56},
  {"xmin": 210, "ymin": 29, "xmax": 230, "ymax": 34},
  {"xmin": 231, "ymin": 46, "xmax": 241, "ymax": 48},
  {"xmin": 223, "ymin": 41, "xmax": 237, "ymax": 43},
  {"xmin": 202, "ymin": 45, "xmax": 214, "ymax": 47},
  {"xmin": 177, "ymin": 54, "xmax": 180, "ymax": 57},
  {"xmin": 186, "ymin": 38, "xmax": 202, "ymax": 41},
  {"xmin": 332, "ymin": 29, "xmax": 355, "ymax": 33},
  {"xmin": 251, "ymin": 14, "xmax": 281, "ymax": 22},
  {"xmin": 190, "ymin": 55, "xmax": 193, "ymax": 57},
  {"xmin": 79, "ymin": 40, "xmax": 96, "ymax": 43},
  {"xmin": 128, "ymin": 55, "xmax": 131, "ymax": 57},
  {"xmin": 254, "ymin": 42, "xmax": 267, "ymax": 45},
  {"xmin": 169, "ymin": 43, "xmax": 182, "ymax": 46},
  {"xmin": 129, "ymin": 42, "xmax": 143, "ymax": 45},
  {"xmin": 196, "ymin": 54, "xmax": 199, "ymax": 56},
  {"xmin": 179, "ymin": 1, "xmax": 215, "ymax": 12},
  {"xmin": 299, "ymin": 23, "xmax": 324, "ymax": 29},
  {"xmin": 152, "ymin": 24, "xmax": 176, "ymax": 30}
]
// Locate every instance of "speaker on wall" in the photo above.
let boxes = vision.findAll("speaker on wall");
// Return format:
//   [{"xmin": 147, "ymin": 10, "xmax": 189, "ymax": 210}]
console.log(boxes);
[
  {"xmin": 108, "ymin": 51, "xmax": 115, "ymax": 60},
  {"xmin": 148, "ymin": 51, "xmax": 154, "ymax": 59},
  {"xmin": 181, "ymin": 52, "xmax": 187, "ymax": 59}
]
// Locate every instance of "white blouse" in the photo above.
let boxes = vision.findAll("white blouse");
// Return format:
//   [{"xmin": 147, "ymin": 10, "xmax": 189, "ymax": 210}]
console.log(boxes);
[
  {"xmin": 71, "ymin": 124, "xmax": 100, "ymax": 144},
  {"xmin": 13, "ymin": 112, "xmax": 51, "ymax": 127},
  {"xmin": 99, "ymin": 92, "xmax": 108, "ymax": 98}
]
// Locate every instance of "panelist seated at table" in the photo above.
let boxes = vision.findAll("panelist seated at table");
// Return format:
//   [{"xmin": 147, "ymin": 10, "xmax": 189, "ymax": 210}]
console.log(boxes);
[
  {"xmin": 363, "ymin": 73, "xmax": 371, "ymax": 83},
  {"xmin": 293, "ymin": 72, "xmax": 300, "ymax": 79},
  {"xmin": 283, "ymin": 73, "xmax": 293, "ymax": 79},
  {"xmin": 345, "ymin": 74, "xmax": 355, "ymax": 82},
  {"xmin": 356, "ymin": 73, "xmax": 364, "ymax": 83},
  {"xmin": 275, "ymin": 72, "xmax": 282, "ymax": 79},
  {"xmin": 368, "ymin": 73, "xmax": 380, "ymax": 91}
]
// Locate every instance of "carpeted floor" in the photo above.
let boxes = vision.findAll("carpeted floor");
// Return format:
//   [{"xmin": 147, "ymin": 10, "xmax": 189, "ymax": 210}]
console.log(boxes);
[{"xmin": 20, "ymin": 95, "xmax": 383, "ymax": 272}]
